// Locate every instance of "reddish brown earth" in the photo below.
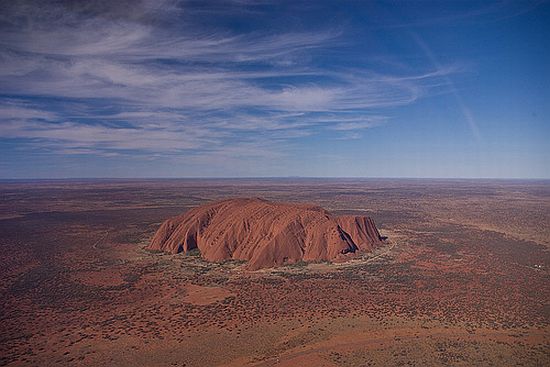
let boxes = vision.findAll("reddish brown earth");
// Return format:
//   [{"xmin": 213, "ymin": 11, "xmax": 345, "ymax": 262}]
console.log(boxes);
[
  {"xmin": 149, "ymin": 198, "xmax": 384, "ymax": 269},
  {"xmin": 0, "ymin": 179, "xmax": 548, "ymax": 366}
]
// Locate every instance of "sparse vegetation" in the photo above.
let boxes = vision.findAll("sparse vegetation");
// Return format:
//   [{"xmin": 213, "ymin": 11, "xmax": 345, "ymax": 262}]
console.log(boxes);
[{"xmin": 0, "ymin": 179, "xmax": 548, "ymax": 366}]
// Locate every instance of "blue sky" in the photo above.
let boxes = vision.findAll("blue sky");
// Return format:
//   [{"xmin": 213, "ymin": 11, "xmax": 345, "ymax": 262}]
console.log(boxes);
[{"xmin": 0, "ymin": 0, "xmax": 548, "ymax": 178}]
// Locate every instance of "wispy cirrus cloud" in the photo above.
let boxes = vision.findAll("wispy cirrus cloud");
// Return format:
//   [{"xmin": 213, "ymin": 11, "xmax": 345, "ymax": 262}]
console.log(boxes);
[{"xmin": 0, "ymin": 0, "xmax": 459, "ymax": 162}]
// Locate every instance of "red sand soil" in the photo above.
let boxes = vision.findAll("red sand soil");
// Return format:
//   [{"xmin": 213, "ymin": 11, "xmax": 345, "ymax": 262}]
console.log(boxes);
[
  {"xmin": 1, "ymin": 179, "xmax": 548, "ymax": 366},
  {"xmin": 149, "ymin": 198, "xmax": 384, "ymax": 269},
  {"xmin": 184, "ymin": 284, "xmax": 235, "ymax": 306},
  {"xmin": 72, "ymin": 270, "xmax": 126, "ymax": 288}
]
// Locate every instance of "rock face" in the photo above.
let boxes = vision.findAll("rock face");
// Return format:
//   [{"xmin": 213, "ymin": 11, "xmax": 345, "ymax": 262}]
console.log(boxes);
[{"xmin": 149, "ymin": 198, "xmax": 384, "ymax": 270}]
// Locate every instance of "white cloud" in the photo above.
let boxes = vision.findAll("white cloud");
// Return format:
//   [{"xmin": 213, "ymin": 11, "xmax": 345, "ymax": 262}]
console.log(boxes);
[{"xmin": 0, "ymin": 0, "xmax": 458, "ymax": 161}]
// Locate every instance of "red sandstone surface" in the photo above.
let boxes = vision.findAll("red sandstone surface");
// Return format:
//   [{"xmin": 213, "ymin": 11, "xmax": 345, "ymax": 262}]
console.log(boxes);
[{"xmin": 149, "ymin": 198, "xmax": 384, "ymax": 269}]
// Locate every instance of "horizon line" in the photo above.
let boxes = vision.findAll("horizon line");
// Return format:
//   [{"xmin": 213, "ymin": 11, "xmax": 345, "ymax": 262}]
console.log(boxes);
[{"xmin": 1, "ymin": 176, "xmax": 549, "ymax": 181}]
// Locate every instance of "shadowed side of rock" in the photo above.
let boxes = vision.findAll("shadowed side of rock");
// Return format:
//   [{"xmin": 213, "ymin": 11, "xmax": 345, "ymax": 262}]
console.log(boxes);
[{"xmin": 336, "ymin": 216, "xmax": 383, "ymax": 252}]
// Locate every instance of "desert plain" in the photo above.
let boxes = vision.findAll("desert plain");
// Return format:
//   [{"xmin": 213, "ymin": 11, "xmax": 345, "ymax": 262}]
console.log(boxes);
[{"xmin": 0, "ymin": 178, "xmax": 548, "ymax": 366}]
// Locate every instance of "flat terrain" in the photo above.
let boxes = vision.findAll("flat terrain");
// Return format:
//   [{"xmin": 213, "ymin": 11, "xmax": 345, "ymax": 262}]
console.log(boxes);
[{"xmin": 0, "ymin": 178, "xmax": 549, "ymax": 366}]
